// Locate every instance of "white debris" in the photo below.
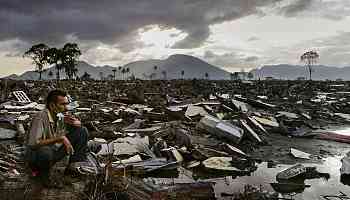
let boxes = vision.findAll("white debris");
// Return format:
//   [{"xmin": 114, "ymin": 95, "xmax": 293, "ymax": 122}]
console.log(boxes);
[
  {"xmin": 203, "ymin": 157, "xmax": 241, "ymax": 171},
  {"xmin": 290, "ymin": 148, "xmax": 311, "ymax": 159},
  {"xmin": 185, "ymin": 105, "xmax": 208, "ymax": 117}
]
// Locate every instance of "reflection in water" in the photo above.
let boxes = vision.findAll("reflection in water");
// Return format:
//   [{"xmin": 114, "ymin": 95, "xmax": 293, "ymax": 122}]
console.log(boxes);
[
  {"xmin": 330, "ymin": 127, "xmax": 350, "ymax": 136},
  {"xmin": 191, "ymin": 157, "xmax": 350, "ymax": 200}
]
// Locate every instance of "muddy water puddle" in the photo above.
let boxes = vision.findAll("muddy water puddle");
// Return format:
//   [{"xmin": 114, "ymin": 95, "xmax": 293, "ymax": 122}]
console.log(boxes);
[
  {"xmin": 218, "ymin": 157, "xmax": 348, "ymax": 199},
  {"xmin": 185, "ymin": 156, "xmax": 349, "ymax": 199}
]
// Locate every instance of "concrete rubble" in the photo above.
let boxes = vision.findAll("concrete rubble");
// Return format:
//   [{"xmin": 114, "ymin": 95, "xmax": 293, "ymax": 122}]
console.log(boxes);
[{"xmin": 1, "ymin": 79, "xmax": 350, "ymax": 199}]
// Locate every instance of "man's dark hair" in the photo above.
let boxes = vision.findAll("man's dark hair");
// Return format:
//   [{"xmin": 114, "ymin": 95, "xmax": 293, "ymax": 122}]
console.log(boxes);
[{"xmin": 46, "ymin": 89, "xmax": 67, "ymax": 107}]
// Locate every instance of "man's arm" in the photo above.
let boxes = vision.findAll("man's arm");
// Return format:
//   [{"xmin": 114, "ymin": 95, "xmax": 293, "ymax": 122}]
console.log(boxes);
[
  {"xmin": 38, "ymin": 136, "xmax": 74, "ymax": 154},
  {"xmin": 64, "ymin": 114, "xmax": 81, "ymax": 127},
  {"xmin": 28, "ymin": 116, "xmax": 73, "ymax": 153},
  {"xmin": 37, "ymin": 137, "xmax": 64, "ymax": 146}
]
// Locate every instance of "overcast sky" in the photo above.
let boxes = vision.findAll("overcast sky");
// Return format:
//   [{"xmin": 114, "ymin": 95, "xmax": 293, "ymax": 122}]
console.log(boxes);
[{"xmin": 0, "ymin": 0, "xmax": 350, "ymax": 77}]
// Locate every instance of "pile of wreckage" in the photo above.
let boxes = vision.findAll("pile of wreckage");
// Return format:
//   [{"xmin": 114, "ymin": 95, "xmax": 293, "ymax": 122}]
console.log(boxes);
[{"xmin": 1, "ymin": 79, "xmax": 350, "ymax": 199}]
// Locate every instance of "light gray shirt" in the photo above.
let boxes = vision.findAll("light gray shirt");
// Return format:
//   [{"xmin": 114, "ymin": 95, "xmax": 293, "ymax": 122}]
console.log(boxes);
[{"xmin": 28, "ymin": 109, "xmax": 66, "ymax": 147}]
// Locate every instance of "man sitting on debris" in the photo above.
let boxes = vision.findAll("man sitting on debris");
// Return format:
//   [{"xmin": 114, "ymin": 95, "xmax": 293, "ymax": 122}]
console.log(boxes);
[{"xmin": 26, "ymin": 89, "xmax": 89, "ymax": 186}]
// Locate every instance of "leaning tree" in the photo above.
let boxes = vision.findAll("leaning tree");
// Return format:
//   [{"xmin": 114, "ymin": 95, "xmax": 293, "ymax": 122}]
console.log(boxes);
[
  {"xmin": 300, "ymin": 50, "xmax": 319, "ymax": 80},
  {"xmin": 23, "ymin": 43, "xmax": 49, "ymax": 80}
]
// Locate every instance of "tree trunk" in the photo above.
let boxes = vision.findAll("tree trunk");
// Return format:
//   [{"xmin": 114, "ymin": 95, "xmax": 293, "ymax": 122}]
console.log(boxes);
[
  {"xmin": 56, "ymin": 64, "xmax": 60, "ymax": 80},
  {"xmin": 308, "ymin": 64, "xmax": 312, "ymax": 80}
]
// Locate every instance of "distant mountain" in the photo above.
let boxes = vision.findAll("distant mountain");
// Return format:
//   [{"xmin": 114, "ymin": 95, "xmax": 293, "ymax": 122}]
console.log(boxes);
[
  {"xmin": 125, "ymin": 54, "xmax": 231, "ymax": 80},
  {"xmin": 251, "ymin": 64, "xmax": 350, "ymax": 80},
  {"xmin": 4, "ymin": 54, "xmax": 231, "ymax": 80},
  {"xmin": 9, "ymin": 61, "xmax": 116, "ymax": 80},
  {"xmin": 5, "ymin": 74, "xmax": 19, "ymax": 79}
]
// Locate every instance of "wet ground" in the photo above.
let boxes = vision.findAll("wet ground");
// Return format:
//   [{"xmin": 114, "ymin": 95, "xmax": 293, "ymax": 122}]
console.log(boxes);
[
  {"xmin": 2, "ymin": 127, "xmax": 350, "ymax": 200},
  {"xmin": 164, "ymin": 127, "xmax": 350, "ymax": 199},
  {"xmin": 203, "ymin": 127, "xmax": 350, "ymax": 199},
  {"xmin": 251, "ymin": 127, "xmax": 350, "ymax": 164},
  {"xmin": 210, "ymin": 156, "xmax": 349, "ymax": 200}
]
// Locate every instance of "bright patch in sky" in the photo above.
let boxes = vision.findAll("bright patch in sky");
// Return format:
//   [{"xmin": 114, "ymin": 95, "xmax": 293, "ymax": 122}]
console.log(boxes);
[
  {"xmin": 139, "ymin": 25, "xmax": 187, "ymax": 49},
  {"xmin": 206, "ymin": 14, "xmax": 350, "ymax": 67}
]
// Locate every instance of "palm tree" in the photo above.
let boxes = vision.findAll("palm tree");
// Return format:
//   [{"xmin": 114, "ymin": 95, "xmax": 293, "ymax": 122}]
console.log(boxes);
[
  {"xmin": 62, "ymin": 43, "xmax": 81, "ymax": 80},
  {"xmin": 112, "ymin": 69, "xmax": 117, "ymax": 80},
  {"xmin": 301, "ymin": 50, "xmax": 319, "ymax": 80},
  {"xmin": 126, "ymin": 68, "xmax": 130, "ymax": 80},
  {"xmin": 161, "ymin": 70, "xmax": 167, "ymax": 80},
  {"xmin": 121, "ymin": 68, "xmax": 126, "ymax": 80},
  {"xmin": 118, "ymin": 66, "xmax": 122, "ymax": 79},
  {"xmin": 205, "ymin": 72, "xmax": 209, "ymax": 80},
  {"xmin": 153, "ymin": 65, "xmax": 158, "ymax": 79},
  {"xmin": 23, "ymin": 43, "xmax": 49, "ymax": 80}
]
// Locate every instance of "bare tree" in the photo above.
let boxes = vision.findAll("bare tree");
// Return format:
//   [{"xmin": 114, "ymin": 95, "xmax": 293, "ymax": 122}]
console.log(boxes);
[{"xmin": 301, "ymin": 50, "xmax": 319, "ymax": 80}]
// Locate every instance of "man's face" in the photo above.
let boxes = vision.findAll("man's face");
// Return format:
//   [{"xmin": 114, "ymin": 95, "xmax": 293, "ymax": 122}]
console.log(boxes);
[{"xmin": 56, "ymin": 96, "xmax": 69, "ymax": 113}]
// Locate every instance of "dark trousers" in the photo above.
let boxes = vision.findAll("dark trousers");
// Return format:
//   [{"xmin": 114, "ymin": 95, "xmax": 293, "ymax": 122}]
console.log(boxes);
[{"xmin": 26, "ymin": 126, "xmax": 89, "ymax": 176}]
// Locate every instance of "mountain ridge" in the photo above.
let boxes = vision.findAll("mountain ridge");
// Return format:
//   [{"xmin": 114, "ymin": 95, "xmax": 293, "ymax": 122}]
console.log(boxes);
[
  {"xmin": 252, "ymin": 64, "xmax": 350, "ymax": 80},
  {"xmin": 4, "ymin": 55, "xmax": 350, "ymax": 80},
  {"xmin": 4, "ymin": 54, "xmax": 231, "ymax": 80}
]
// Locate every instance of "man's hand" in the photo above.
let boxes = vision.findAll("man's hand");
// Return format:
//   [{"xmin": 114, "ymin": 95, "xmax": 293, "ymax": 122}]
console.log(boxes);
[
  {"xmin": 61, "ymin": 136, "xmax": 74, "ymax": 155},
  {"xmin": 64, "ymin": 114, "xmax": 81, "ymax": 127}
]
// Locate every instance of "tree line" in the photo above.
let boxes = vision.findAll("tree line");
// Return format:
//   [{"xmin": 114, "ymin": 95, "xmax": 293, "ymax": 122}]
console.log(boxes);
[{"xmin": 23, "ymin": 43, "xmax": 81, "ymax": 80}]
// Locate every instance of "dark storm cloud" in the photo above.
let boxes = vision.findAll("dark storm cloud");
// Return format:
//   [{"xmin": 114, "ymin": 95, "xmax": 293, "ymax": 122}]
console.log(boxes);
[
  {"xmin": 0, "ymin": 0, "xmax": 284, "ymax": 51},
  {"xmin": 278, "ymin": 0, "xmax": 313, "ymax": 17},
  {"xmin": 277, "ymin": 0, "xmax": 350, "ymax": 20}
]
